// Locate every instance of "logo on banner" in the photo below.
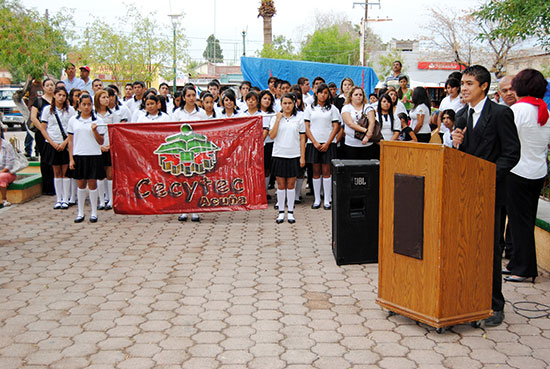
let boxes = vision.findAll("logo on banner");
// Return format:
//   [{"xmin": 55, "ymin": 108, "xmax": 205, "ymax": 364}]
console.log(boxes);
[{"xmin": 154, "ymin": 124, "xmax": 221, "ymax": 177}]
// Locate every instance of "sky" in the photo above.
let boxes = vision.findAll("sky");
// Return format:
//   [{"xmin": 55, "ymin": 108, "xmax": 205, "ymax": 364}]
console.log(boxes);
[{"xmin": 21, "ymin": 0, "xmax": 483, "ymax": 64}]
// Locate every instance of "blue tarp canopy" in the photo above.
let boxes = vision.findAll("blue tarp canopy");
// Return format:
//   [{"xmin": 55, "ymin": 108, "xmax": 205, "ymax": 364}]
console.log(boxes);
[
  {"xmin": 240, "ymin": 56, "xmax": 379, "ymax": 95},
  {"xmin": 544, "ymin": 79, "xmax": 550, "ymax": 107}
]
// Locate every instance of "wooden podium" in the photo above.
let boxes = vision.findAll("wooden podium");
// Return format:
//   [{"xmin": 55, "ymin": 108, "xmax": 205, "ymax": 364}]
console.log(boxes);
[{"xmin": 376, "ymin": 142, "xmax": 495, "ymax": 329}]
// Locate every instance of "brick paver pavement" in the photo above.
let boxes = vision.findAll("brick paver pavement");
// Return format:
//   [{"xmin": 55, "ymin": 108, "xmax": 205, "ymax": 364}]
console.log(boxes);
[{"xmin": 1, "ymin": 196, "xmax": 549, "ymax": 369}]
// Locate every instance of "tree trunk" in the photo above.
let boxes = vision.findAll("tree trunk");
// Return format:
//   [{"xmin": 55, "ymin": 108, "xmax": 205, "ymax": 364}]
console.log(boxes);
[{"xmin": 263, "ymin": 16, "xmax": 272, "ymax": 45}]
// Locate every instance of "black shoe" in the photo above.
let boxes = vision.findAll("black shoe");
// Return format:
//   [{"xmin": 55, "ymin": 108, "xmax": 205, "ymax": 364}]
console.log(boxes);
[
  {"xmin": 306, "ymin": 191, "xmax": 314, "ymax": 196},
  {"xmin": 68, "ymin": 201, "xmax": 76, "ymax": 207},
  {"xmin": 504, "ymin": 275, "xmax": 536, "ymax": 283},
  {"xmin": 502, "ymin": 268, "xmax": 512, "ymax": 275},
  {"xmin": 294, "ymin": 197, "xmax": 302, "ymax": 204},
  {"xmin": 274, "ymin": 204, "xmax": 279, "ymax": 210},
  {"xmin": 484, "ymin": 310, "xmax": 504, "ymax": 327},
  {"xmin": 90, "ymin": 216, "xmax": 98, "ymax": 223},
  {"xmin": 311, "ymin": 203, "xmax": 320, "ymax": 209},
  {"xmin": 104, "ymin": 204, "xmax": 112, "ymax": 210},
  {"xmin": 191, "ymin": 214, "xmax": 201, "ymax": 222},
  {"xmin": 323, "ymin": 204, "xmax": 331, "ymax": 210},
  {"xmin": 178, "ymin": 214, "xmax": 188, "ymax": 222},
  {"xmin": 97, "ymin": 204, "xmax": 105, "ymax": 210},
  {"xmin": 74, "ymin": 215, "xmax": 85, "ymax": 223}
]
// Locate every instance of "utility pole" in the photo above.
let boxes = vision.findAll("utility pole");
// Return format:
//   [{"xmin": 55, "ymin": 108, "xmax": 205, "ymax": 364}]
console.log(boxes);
[
  {"xmin": 354, "ymin": 1, "xmax": 391, "ymax": 66},
  {"xmin": 168, "ymin": 13, "xmax": 182, "ymax": 95},
  {"xmin": 242, "ymin": 30, "xmax": 246, "ymax": 56}
]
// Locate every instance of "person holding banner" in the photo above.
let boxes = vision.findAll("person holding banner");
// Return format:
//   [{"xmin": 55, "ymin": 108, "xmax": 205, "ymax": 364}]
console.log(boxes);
[
  {"xmin": 173, "ymin": 85, "xmax": 206, "ymax": 222},
  {"xmin": 219, "ymin": 89, "xmax": 241, "ymax": 118},
  {"xmin": 67, "ymin": 94, "xmax": 106, "ymax": 223},
  {"xmin": 259, "ymin": 90, "xmax": 276, "ymax": 199},
  {"xmin": 269, "ymin": 93, "xmax": 306, "ymax": 224},
  {"xmin": 137, "ymin": 95, "xmax": 172, "ymax": 123}
]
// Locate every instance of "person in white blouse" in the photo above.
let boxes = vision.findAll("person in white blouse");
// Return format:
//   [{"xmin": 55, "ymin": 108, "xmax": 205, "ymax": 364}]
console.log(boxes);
[
  {"xmin": 173, "ymin": 85, "xmax": 207, "ymax": 223},
  {"xmin": 269, "ymin": 93, "xmax": 306, "ymax": 224},
  {"xmin": 438, "ymin": 77, "xmax": 464, "ymax": 139},
  {"xmin": 409, "ymin": 87, "xmax": 432, "ymax": 143},
  {"xmin": 39, "ymin": 86, "xmax": 76, "ymax": 209},
  {"xmin": 94, "ymin": 90, "xmax": 116, "ymax": 210},
  {"xmin": 137, "ymin": 95, "xmax": 172, "ymax": 123},
  {"xmin": 504, "ymin": 69, "xmax": 550, "ymax": 283},
  {"xmin": 341, "ymin": 86, "xmax": 377, "ymax": 159},
  {"xmin": 376, "ymin": 94, "xmax": 401, "ymax": 141},
  {"xmin": 218, "ymin": 90, "xmax": 241, "ymax": 119},
  {"xmin": 304, "ymin": 83, "xmax": 340, "ymax": 210}
]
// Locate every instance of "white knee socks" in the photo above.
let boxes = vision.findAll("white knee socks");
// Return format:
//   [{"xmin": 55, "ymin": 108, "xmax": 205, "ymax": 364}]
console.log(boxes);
[
  {"xmin": 70, "ymin": 179, "xmax": 78, "ymax": 203},
  {"xmin": 277, "ymin": 189, "xmax": 286, "ymax": 211},
  {"xmin": 107, "ymin": 180, "xmax": 113, "ymax": 206},
  {"xmin": 287, "ymin": 189, "xmax": 296, "ymax": 212},
  {"xmin": 313, "ymin": 178, "xmax": 322, "ymax": 206},
  {"xmin": 89, "ymin": 189, "xmax": 98, "ymax": 217},
  {"xmin": 323, "ymin": 177, "xmax": 332, "ymax": 206},
  {"xmin": 77, "ymin": 188, "xmax": 87, "ymax": 217},
  {"xmin": 97, "ymin": 179, "xmax": 106, "ymax": 206},
  {"xmin": 54, "ymin": 178, "xmax": 63, "ymax": 203},
  {"xmin": 62, "ymin": 178, "xmax": 70, "ymax": 204}
]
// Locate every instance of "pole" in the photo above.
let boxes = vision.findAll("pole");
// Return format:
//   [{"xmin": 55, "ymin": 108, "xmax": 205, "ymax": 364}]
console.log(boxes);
[
  {"xmin": 363, "ymin": 0, "xmax": 368, "ymax": 66},
  {"xmin": 173, "ymin": 24, "xmax": 177, "ymax": 95},
  {"xmin": 242, "ymin": 30, "xmax": 246, "ymax": 56}
]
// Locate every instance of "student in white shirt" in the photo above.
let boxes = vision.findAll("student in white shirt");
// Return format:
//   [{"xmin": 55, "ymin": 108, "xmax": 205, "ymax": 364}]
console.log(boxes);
[
  {"xmin": 304, "ymin": 83, "xmax": 340, "ymax": 210},
  {"xmin": 259, "ymin": 90, "xmax": 276, "ymax": 198},
  {"xmin": 39, "ymin": 86, "xmax": 76, "ymax": 209},
  {"xmin": 409, "ymin": 87, "xmax": 432, "ymax": 143},
  {"xmin": 341, "ymin": 86, "xmax": 377, "ymax": 159},
  {"xmin": 67, "ymin": 94, "xmax": 106, "ymax": 223},
  {"xmin": 137, "ymin": 95, "xmax": 172, "ymax": 123},
  {"xmin": 94, "ymin": 90, "xmax": 116, "ymax": 211},
  {"xmin": 158, "ymin": 82, "xmax": 174, "ymax": 113},
  {"xmin": 438, "ymin": 77, "xmax": 464, "ymax": 138},
  {"xmin": 125, "ymin": 81, "xmax": 145, "ymax": 117},
  {"xmin": 172, "ymin": 85, "xmax": 207, "ymax": 123},
  {"xmin": 376, "ymin": 94, "xmax": 401, "ymax": 141},
  {"xmin": 219, "ymin": 89, "xmax": 241, "ymax": 118},
  {"xmin": 237, "ymin": 81, "xmax": 252, "ymax": 111},
  {"xmin": 387, "ymin": 87, "xmax": 408, "ymax": 116},
  {"xmin": 440, "ymin": 109, "xmax": 455, "ymax": 147},
  {"xmin": 106, "ymin": 87, "xmax": 130, "ymax": 123},
  {"xmin": 201, "ymin": 92, "xmax": 217, "ymax": 119},
  {"xmin": 269, "ymin": 93, "xmax": 306, "ymax": 224},
  {"xmin": 173, "ymin": 85, "xmax": 207, "ymax": 223}
]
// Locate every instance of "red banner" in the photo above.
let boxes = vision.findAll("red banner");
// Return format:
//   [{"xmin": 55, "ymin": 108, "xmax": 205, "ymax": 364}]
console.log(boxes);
[{"xmin": 109, "ymin": 117, "xmax": 267, "ymax": 214}]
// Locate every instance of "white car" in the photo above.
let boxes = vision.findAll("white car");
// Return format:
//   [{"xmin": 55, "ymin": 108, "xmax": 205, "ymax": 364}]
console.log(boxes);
[{"xmin": 0, "ymin": 86, "xmax": 25, "ymax": 130}]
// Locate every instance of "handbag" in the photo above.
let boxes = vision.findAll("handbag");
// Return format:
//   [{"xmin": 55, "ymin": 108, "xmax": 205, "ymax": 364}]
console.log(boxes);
[
  {"xmin": 12, "ymin": 147, "xmax": 29, "ymax": 174},
  {"xmin": 354, "ymin": 105, "xmax": 383, "ymax": 143},
  {"xmin": 26, "ymin": 97, "xmax": 44, "ymax": 133}
]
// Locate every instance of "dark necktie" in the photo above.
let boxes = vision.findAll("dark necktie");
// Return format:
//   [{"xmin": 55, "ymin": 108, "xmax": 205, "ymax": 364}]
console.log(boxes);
[{"xmin": 467, "ymin": 108, "xmax": 475, "ymax": 130}]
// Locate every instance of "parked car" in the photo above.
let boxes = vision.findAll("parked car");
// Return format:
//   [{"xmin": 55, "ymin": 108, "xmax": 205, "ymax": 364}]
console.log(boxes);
[{"xmin": 0, "ymin": 86, "xmax": 25, "ymax": 130}]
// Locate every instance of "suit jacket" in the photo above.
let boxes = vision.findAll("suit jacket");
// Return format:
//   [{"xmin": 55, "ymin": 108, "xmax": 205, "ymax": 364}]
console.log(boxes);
[{"xmin": 455, "ymin": 98, "xmax": 520, "ymax": 187}]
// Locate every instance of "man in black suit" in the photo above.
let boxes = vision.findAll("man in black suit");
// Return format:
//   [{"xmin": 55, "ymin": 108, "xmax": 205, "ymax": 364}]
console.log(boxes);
[{"xmin": 452, "ymin": 65, "xmax": 520, "ymax": 327}]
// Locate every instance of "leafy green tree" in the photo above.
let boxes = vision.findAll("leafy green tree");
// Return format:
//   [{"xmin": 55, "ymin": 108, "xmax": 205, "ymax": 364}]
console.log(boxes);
[
  {"xmin": 0, "ymin": 0, "xmax": 71, "ymax": 82},
  {"xmin": 475, "ymin": 0, "xmax": 550, "ymax": 50},
  {"xmin": 376, "ymin": 48, "xmax": 405, "ymax": 81},
  {"xmin": 77, "ymin": 6, "xmax": 188, "ymax": 88},
  {"xmin": 301, "ymin": 25, "xmax": 360, "ymax": 65},
  {"xmin": 257, "ymin": 35, "xmax": 298, "ymax": 60},
  {"xmin": 203, "ymin": 35, "xmax": 224, "ymax": 63}
]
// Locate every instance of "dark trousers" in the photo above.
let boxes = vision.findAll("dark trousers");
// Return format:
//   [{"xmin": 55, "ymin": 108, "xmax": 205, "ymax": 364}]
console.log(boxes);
[
  {"xmin": 24, "ymin": 130, "xmax": 35, "ymax": 156},
  {"xmin": 492, "ymin": 204, "xmax": 505, "ymax": 312},
  {"xmin": 499, "ymin": 206, "xmax": 513, "ymax": 258},
  {"xmin": 506, "ymin": 173, "xmax": 544, "ymax": 277},
  {"xmin": 343, "ymin": 144, "xmax": 379, "ymax": 160},
  {"xmin": 416, "ymin": 133, "xmax": 431, "ymax": 143},
  {"xmin": 35, "ymin": 130, "xmax": 54, "ymax": 194}
]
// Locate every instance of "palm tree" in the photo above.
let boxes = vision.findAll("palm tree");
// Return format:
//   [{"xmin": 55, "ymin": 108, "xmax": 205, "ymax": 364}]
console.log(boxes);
[{"xmin": 258, "ymin": 0, "xmax": 276, "ymax": 45}]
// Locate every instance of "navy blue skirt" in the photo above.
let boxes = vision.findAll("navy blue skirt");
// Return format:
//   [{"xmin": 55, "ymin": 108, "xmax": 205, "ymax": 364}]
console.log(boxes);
[
  {"xmin": 73, "ymin": 155, "xmax": 106, "ymax": 180},
  {"xmin": 271, "ymin": 156, "xmax": 301, "ymax": 178}
]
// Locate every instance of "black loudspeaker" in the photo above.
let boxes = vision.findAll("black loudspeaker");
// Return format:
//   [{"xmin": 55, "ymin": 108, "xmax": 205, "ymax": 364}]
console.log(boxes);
[{"xmin": 331, "ymin": 159, "xmax": 379, "ymax": 265}]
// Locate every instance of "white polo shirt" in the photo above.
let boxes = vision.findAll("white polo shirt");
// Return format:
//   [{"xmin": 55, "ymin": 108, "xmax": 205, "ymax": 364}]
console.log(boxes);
[
  {"xmin": 138, "ymin": 111, "xmax": 172, "ymax": 123},
  {"xmin": 171, "ymin": 106, "xmax": 208, "ymax": 121},
  {"xmin": 40, "ymin": 106, "xmax": 76, "ymax": 144},
  {"xmin": 270, "ymin": 112, "xmax": 306, "ymax": 158},
  {"xmin": 67, "ymin": 115, "xmax": 106, "ymax": 156},
  {"xmin": 303, "ymin": 104, "xmax": 340, "ymax": 144}
]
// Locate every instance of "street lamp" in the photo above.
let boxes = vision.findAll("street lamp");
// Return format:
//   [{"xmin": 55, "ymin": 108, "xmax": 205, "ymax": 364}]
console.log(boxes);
[{"xmin": 168, "ymin": 13, "xmax": 182, "ymax": 95}]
